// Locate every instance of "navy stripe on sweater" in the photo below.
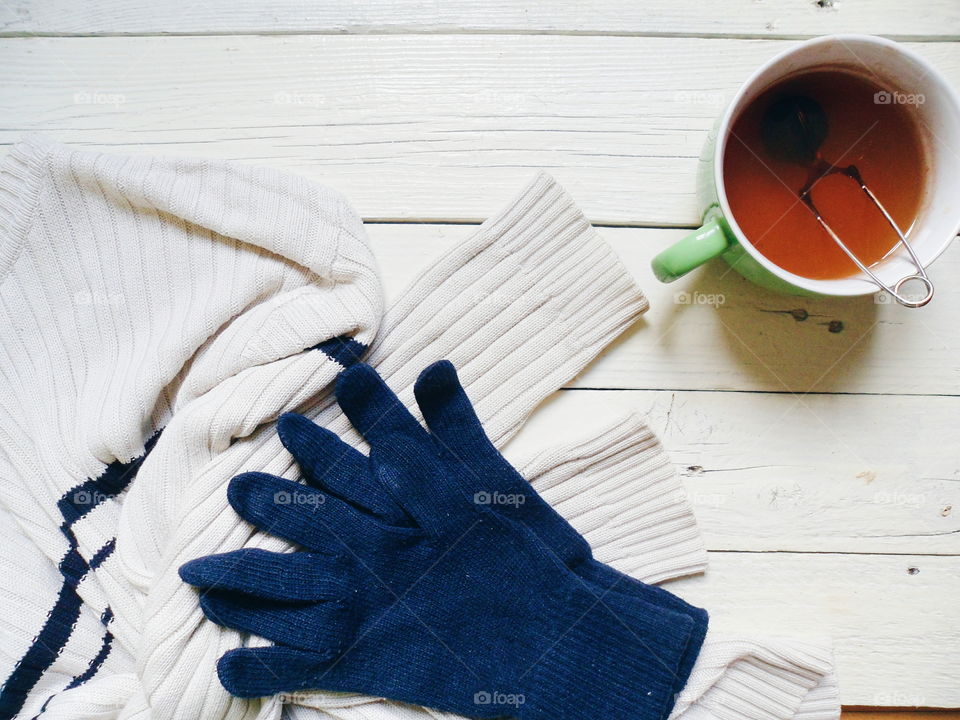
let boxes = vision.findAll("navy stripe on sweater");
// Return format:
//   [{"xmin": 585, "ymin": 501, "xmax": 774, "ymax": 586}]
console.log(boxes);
[
  {"xmin": 66, "ymin": 607, "xmax": 115, "ymax": 691},
  {"xmin": 0, "ymin": 432, "xmax": 160, "ymax": 720},
  {"xmin": 30, "ymin": 608, "xmax": 116, "ymax": 720},
  {"xmin": 310, "ymin": 335, "xmax": 368, "ymax": 368},
  {"xmin": 4, "ymin": 339, "xmax": 358, "ymax": 717}
]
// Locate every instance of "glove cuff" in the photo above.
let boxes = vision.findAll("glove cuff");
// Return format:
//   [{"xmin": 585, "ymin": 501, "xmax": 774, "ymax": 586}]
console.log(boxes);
[{"xmin": 527, "ymin": 588, "xmax": 699, "ymax": 720}]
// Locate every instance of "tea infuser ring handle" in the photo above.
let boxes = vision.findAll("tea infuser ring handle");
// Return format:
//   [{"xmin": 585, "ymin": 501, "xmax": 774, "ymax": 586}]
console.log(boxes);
[
  {"xmin": 803, "ymin": 170, "xmax": 934, "ymax": 308},
  {"xmin": 888, "ymin": 273, "xmax": 934, "ymax": 308},
  {"xmin": 807, "ymin": 209, "xmax": 935, "ymax": 308}
]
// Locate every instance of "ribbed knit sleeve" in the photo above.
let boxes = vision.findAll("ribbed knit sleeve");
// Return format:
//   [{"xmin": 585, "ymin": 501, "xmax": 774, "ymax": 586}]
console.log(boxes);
[
  {"xmin": 367, "ymin": 171, "xmax": 649, "ymax": 445},
  {"xmin": 501, "ymin": 414, "xmax": 837, "ymax": 720},
  {"xmin": 793, "ymin": 672, "xmax": 840, "ymax": 720},
  {"xmin": 670, "ymin": 638, "xmax": 835, "ymax": 720},
  {"xmin": 513, "ymin": 418, "xmax": 839, "ymax": 720},
  {"xmin": 510, "ymin": 415, "xmax": 838, "ymax": 720},
  {"xmin": 291, "ymin": 171, "xmax": 649, "ymax": 458},
  {"xmin": 517, "ymin": 412, "xmax": 708, "ymax": 584}
]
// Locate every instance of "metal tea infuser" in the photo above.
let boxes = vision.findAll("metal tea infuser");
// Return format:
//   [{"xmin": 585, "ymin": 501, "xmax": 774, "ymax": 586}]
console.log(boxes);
[{"xmin": 762, "ymin": 95, "xmax": 934, "ymax": 307}]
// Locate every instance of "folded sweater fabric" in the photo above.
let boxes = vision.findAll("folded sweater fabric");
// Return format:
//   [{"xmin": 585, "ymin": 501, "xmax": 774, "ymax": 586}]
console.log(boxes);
[
  {"xmin": 0, "ymin": 136, "xmax": 836, "ymax": 720},
  {"xmin": 0, "ymin": 134, "xmax": 382, "ymax": 720},
  {"xmin": 0, "ymin": 138, "xmax": 652, "ymax": 718}
]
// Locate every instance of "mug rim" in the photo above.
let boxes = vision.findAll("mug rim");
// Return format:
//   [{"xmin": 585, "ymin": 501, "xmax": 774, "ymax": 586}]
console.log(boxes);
[{"xmin": 713, "ymin": 33, "xmax": 960, "ymax": 297}]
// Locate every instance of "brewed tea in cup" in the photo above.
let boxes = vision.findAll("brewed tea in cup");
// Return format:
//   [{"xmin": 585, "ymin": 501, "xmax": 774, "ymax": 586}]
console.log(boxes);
[{"xmin": 651, "ymin": 35, "xmax": 960, "ymax": 306}]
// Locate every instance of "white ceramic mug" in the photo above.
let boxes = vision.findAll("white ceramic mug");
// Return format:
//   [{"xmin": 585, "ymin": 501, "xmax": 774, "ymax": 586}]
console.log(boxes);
[{"xmin": 651, "ymin": 34, "xmax": 960, "ymax": 306}]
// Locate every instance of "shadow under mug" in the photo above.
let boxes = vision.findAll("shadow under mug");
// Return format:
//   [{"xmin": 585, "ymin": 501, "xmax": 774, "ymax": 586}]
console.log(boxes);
[{"xmin": 651, "ymin": 34, "xmax": 960, "ymax": 305}]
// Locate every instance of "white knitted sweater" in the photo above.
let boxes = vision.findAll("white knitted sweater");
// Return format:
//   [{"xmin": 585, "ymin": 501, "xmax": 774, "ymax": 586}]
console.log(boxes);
[{"xmin": 0, "ymin": 136, "xmax": 837, "ymax": 720}]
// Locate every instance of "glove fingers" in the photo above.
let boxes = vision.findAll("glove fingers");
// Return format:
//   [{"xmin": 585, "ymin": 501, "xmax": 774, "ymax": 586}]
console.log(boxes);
[
  {"xmin": 334, "ymin": 364, "xmax": 431, "ymax": 449},
  {"xmin": 278, "ymin": 412, "xmax": 368, "ymax": 485},
  {"xmin": 415, "ymin": 361, "xmax": 592, "ymax": 566},
  {"xmin": 228, "ymin": 472, "xmax": 379, "ymax": 552},
  {"xmin": 179, "ymin": 548, "xmax": 346, "ymax": 603},
  {"xmin": 414, "ymin": 360, "xmax": 502, "ymax": 470},
  {"xmin": 336, "ymin": 364, "xmax": 477, "ymax": 534},
  {"xmin": 217, "ymin": 646, "xmax": 343, "ymax": 698},
  {"xmin": 199, "ymin": 589, "xmax": 348, "ymax": 652},
  {"xmin": 278, "ymin": 412, "xmax": 406, "ymax": 523}
]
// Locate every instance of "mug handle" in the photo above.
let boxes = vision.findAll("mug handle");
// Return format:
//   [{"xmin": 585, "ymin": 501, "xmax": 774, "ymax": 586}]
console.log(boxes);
[{"xmin": 651, "ymin": 217, "xmax": 732, "ymax": 283}]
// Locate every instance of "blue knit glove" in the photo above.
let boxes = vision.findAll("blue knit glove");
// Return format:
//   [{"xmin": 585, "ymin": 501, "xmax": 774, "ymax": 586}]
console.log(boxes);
[
  {"xmin": 181, "ymin": 363, "xmax": 700, "ymax": 719},
  {"xmin": 275, "ymin": 360, "xmax": 708, "ymax": 693}
]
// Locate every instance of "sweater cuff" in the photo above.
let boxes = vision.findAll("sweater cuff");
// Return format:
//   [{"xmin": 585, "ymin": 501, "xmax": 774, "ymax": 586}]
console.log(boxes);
[
  {"xmin": 518, "ymin": 412, "xmax": 709, "ymax": 585},
  {"xmin": 670, "ymin": 636, "xmax": 835, "ymax": 720},
  {"xmin": 794, "ymin": 671, "xmax": 840, "ymax": 720},
  {"xmin": 0, "ymin": 134, "xmax": 53, "ymax": 280},
  {"xmin": 367, "ymin": 171, "xmax": 649, "ymax": 445}
]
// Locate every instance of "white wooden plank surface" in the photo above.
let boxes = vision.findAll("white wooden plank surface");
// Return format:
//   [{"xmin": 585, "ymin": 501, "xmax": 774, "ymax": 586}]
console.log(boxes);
[
  {"xmin": 658, "ymin": 552, "xmax": 960, "ymax": 707},
  {"xmin": 504, "ymin": 388, "xmax": 960, "ymax": 555},
  {"xmin": 3, "ymin": 17, "xmax": 959, "ymax": 710},
  {"xmin": 364, "ymin": 224, "xmax": 960, "ymax": 395},
  {"xmin": 1, "ymin": 0, "xmax": 959, "ymax": 40},
  {"xmin": 1, "ymin": 36, "xmax": 958, "ymax": 226}
]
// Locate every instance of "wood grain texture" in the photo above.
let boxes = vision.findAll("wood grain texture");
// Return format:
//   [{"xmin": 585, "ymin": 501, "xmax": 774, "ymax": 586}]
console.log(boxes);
[
  {"xmin": 502, "ymin": 387, "xmax": 960, "ymax": 555},
  {"xmin": 0, "ymin": 36, "xmax": 958, "ymax": 226},
  {"xmin": 364, "ymin": 224, "xmax": 960, "ymax": 395},
  {"xmin": 1, "ymin": 0, "xmax": 958, "ymax": 39},
  {"xmin": 654, "ymin": 552, "xmax": 960, "ymax": 707}
]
